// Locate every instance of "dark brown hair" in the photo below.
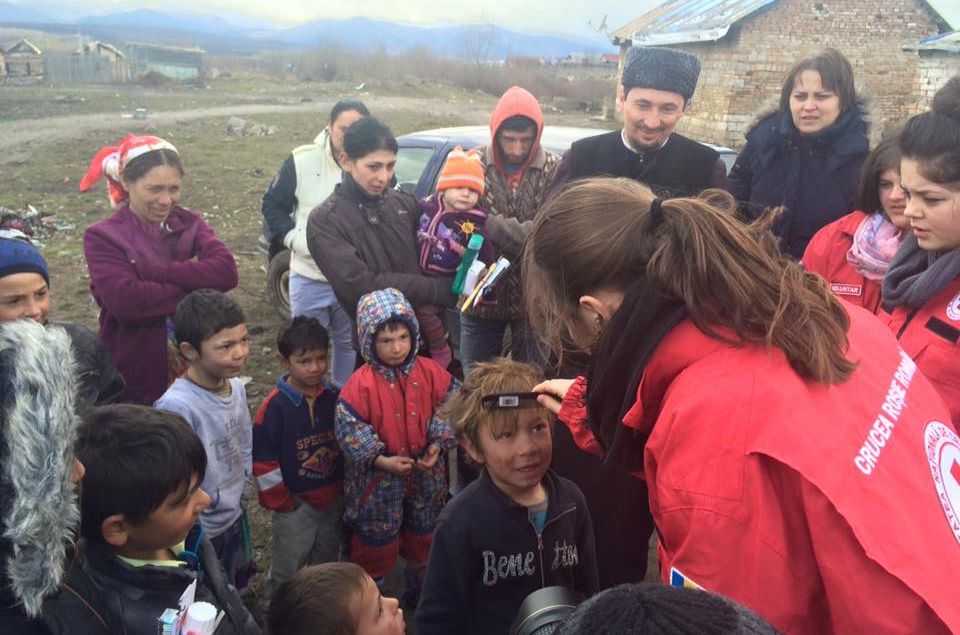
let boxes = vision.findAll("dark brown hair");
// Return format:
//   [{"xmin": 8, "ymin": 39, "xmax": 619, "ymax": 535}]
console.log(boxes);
[
  {"xmin": 329, "ymin": 99, "xmax": 369, "ymax": 125},
  {"xmin": 854, "ymin": 137, "xmax": 901, "ymax": 213},
  {"xmin": 778, "ymin": 48, "xmax": 856, "ymax": 115},
  {"xmin": 267, "ymin": 562, "xmax": 368, "ymax": 635},
  {"xmin": 277, "ymin": 315, "xmax": 329, "ymax": 358},
  {"xmin": 122, "ymin": 148, "xmax": 183, "ymax": 183},
  {"xmin": 524, "ymin": 178, "xmax": 855, "ymax": 384},
  {"xmin": 77, "ymin": 405, "xmax": 206, "ymax": 545},
  {"xmin": 899, "ymin": 75, "xmax": 960, "ymax": 186}
]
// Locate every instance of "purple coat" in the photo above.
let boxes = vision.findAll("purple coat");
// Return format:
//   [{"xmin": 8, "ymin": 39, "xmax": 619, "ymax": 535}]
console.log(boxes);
[
  {"xmin": 416, "ymin": 193, "xmax": 491, "ymax": 275},
  {"xmin": 83, "ymin": 204, "xmax": 238, "ymax": 404}
]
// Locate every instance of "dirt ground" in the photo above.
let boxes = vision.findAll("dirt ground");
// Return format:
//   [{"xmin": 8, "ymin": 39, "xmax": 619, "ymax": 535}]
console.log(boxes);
[{"xmin": 0, "ymin": 76, "xmax": 618, "ymax": 628}]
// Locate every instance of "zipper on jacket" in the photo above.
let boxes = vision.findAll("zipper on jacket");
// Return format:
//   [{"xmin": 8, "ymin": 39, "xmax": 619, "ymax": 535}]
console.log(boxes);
[
  {"xmin": 896, "ymin": 307, "xmax": 920, "ymax": 340},
  {"xmin": 536, "ymin": 532, "xmax": 545, "ymax": 587},
  {"xmin": 528, "ymin": 505, "xmax": 575, "ymax": 588}
]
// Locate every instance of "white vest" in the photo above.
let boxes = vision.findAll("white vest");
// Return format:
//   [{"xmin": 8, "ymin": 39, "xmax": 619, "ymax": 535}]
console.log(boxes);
[{"xmin": 286, "ymin": 129, "xmax": 343, "ymax": 281}]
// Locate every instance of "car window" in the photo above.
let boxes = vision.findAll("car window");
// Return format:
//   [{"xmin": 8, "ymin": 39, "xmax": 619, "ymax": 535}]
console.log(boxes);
[{"xmin": 395, "ymin": 146, "xmax": 436, "ymax": 195}]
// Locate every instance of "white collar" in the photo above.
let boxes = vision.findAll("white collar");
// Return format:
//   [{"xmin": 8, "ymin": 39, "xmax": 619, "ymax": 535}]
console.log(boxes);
[{"xmin": 621, "ymin": 128, "xmax": 671, "ymax": 154}]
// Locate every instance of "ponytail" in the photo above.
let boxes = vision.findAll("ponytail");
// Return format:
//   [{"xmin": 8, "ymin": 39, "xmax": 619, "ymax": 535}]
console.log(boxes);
[
  {"xmin": 647, "ymin": 190, "xmax": 854, "ymax": 383},
  {"xmin": 525, "ymin": 178, "xmax": 855, "ymax": 384}
]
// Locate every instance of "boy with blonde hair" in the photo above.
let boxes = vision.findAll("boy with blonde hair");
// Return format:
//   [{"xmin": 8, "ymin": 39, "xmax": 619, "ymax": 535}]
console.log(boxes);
[{"xmin": 416, "ymin": 357, "xmax": 598, "ymax": 635}]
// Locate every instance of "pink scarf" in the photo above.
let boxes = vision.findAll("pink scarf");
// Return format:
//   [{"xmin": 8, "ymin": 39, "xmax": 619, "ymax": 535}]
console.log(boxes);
[{"xmin": 846, "ymin": 212, "xmax": 903, "ymax": 280}]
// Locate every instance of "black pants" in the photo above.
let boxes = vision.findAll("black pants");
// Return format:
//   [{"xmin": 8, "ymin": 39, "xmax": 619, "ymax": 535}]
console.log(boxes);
[{"xmin": 551, "ymin": 422, "xmax": 654, "ymax": 589}]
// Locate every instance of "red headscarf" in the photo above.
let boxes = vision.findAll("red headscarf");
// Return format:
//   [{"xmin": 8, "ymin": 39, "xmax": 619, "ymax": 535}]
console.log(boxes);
[{"xmin": 79, "ymin": 134, "xmax": 178, "ymax": 207}]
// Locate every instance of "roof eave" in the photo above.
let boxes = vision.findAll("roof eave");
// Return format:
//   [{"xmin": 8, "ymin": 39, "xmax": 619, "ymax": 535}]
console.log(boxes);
[{"xmin": 612, "ymin": 24, "xmax": 732, "ymax": 47}]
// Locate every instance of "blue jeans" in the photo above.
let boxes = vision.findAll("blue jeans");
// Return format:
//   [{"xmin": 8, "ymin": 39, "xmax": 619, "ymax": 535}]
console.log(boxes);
[
  {"xmin": 459, "ymin": 314, "xmax": 545, "ymax": 374},
  {"xmin": 289, "ymin": 273, "xmax": 356, "ymax": 387}
]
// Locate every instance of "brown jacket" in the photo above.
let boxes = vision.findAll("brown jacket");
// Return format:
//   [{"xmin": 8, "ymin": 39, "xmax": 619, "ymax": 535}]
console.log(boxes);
[{"xmin": 307, "ymin": 173, "xmax": 456, "ymax": 319}]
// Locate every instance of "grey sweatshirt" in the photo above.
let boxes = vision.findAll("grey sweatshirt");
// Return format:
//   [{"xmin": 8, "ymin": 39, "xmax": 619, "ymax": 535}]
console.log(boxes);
[{"xmin": 155, "ymin": 377, "xmax": 252, "ymax": 537}]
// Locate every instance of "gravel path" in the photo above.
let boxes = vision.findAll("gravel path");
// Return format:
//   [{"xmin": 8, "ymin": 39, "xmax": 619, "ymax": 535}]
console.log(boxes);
[{"xmin": 0, "ymin": 95, "xmax": 499, "ymax": 154}]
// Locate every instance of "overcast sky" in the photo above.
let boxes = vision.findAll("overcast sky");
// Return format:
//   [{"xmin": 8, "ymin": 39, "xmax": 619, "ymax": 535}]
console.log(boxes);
[{"xmin": 42, "ymin": 0, "xmax": 656, "ymax": 39}]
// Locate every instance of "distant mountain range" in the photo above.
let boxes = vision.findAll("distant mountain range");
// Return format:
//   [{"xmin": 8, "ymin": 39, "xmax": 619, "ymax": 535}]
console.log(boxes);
[
  {"xmin": 0, "ymin": 1, "xmax": 55, "ymax": 24},
  {"xmin": 0, "ymin": 3, "xmax": 613, "ymax": 57}
]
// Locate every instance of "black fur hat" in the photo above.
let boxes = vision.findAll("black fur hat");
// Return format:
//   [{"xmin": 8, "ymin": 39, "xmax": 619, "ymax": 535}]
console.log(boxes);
[{"xmin": 621, "ymin": 46, "xmax": 701, "ymax": 102}]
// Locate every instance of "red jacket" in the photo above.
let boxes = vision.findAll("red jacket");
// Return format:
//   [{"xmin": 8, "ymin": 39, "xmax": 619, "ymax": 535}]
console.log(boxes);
[
  {"xmin": 884, "ymin": 276, "xmax": 960, "ymax": 423},
  {"xmin": 559, "ymin": 306, "xmax": 960, "ymax": 634},
  {"xmin": 334, "ymin": 288, "xmax": 459, "ymax": 535},
  {"xmin": 801, "ymin": 210, "xmax": 883, "ymax": 313}
]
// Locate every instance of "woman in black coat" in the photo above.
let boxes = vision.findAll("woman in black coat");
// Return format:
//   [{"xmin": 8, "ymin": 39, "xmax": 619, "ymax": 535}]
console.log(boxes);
[{"xmin": 728, "ymin": 48, "xmax": 869, "ymax": 259}]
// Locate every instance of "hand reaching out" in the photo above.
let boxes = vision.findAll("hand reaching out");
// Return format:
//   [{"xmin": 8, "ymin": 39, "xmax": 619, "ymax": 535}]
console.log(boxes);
[{"xmin": 532, "ymin": 379, "xmax": 576, "ymax": 415}]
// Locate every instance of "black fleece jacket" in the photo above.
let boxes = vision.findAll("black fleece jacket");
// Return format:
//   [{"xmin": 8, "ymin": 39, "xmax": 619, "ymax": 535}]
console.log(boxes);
[{"xmin": 416, "ymin": 469, "xmax": 598, "ymax": 635}]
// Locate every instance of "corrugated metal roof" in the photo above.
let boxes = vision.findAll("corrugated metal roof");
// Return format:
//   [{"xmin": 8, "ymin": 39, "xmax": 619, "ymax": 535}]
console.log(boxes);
[
  {"xmin": 613, "ymin": 0, "xmax": 956, "ymax": 47},
  {"xmin": 904, "ymin": 30, "xmax": 960, "ymax": 54},
  {"xmin": 611, "ymin": 0, "xmax": 777, "ymax": 46},
  {"xmin": 126, "ymin": 42, "xmax": 206, "ymax": 54},
  {"xmin": 925, "ymin": 0, "xmax": 959, "ymax": 30}
]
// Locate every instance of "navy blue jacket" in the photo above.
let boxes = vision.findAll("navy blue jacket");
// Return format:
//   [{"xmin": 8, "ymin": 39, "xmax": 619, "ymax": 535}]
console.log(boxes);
[
  {"xmin": 253, "ymin": 378, "xmax": 342, "ymax": 512},
  {"xmin": 416, "ymin": 469, "xmax": 598, "ymax": 635},
  {"xmin": 728, "ymin": 106, "xmax": 869, "ymax": 258}
]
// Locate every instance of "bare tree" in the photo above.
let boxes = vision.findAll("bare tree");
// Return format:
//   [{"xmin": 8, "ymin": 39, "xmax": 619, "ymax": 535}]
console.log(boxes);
[{"xmin": 460, "ymin": 24, "xmax": 499, "ymax": 67}]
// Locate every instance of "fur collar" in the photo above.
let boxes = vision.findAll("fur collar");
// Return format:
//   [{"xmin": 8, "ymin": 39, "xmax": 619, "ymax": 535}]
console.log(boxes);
[{"xmin": 0, "ymin": 320, "xmax": 80, "ymax": 617}]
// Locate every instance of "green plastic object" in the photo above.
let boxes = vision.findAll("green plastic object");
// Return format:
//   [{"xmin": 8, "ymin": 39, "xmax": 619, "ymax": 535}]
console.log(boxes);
[{"xmin": 451, "ymin": 234, "xmax": 485, "ymax": 295}]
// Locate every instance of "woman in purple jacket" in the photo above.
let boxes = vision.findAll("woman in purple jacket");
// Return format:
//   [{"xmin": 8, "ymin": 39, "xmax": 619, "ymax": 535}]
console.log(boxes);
[{"xmin": 80, "ymin": 134, "xmax": 238, "ymax": 404}]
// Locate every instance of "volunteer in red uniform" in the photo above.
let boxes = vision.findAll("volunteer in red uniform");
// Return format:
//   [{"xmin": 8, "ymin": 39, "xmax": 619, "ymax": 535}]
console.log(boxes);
[
  {"xmin": 802, "ymin": 137, "xmax": 907, "ymax": 313},
  {"xmin": 883, "ymin": 77, "xmax": 960, "ymax": 423},
  {"xmin": 527, "ymin": 177, "xmax": 960, "ymax": 635}
]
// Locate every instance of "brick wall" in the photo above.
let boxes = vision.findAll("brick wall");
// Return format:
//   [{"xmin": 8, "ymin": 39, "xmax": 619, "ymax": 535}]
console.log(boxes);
[
  {"xmin": 619, "ymin": 0, "xmax": 949, "ymax": 149},
  {"xmin": 915, "ymin": 53, "xmax": 960, "ymax": 111}
]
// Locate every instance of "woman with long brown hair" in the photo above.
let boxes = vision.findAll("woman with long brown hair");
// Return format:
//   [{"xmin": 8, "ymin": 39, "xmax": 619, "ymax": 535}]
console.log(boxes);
[
  {"xmin": 801, "ymin": 137, "xmax": 908, "ymax": 313},
  {"xmin": 882, "ymin": 76, "xmax": 960, "ymax": 422},
  {"xmin": 528, "ymin": 178, "xmax": 958, "ymax": 634}
]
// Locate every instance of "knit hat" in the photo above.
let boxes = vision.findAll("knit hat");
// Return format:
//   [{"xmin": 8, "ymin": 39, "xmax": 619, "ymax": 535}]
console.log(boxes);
[
  {"xmin": 555, "ymin": 583, "xmax": 782, "ymax": 635},
  {"xmin": 79, "ymin": 133, "xmax": 179, "ymax": 207},
  {"xmin": 0, "ymin": 230, "xmax": 49, "ymax": 284},
  {"xmin": 437, "ymin": 147, "xmax": 485, "ymax": 195},
  {"xmin": 621, "ymin": 46, "xmax": 701, "ymax": 102}
]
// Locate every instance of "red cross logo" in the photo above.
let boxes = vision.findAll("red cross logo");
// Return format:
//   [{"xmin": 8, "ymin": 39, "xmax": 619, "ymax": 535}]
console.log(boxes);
[{"xmin": 952, "ymin": 459, "xmax": 960, "ymax": 486}]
